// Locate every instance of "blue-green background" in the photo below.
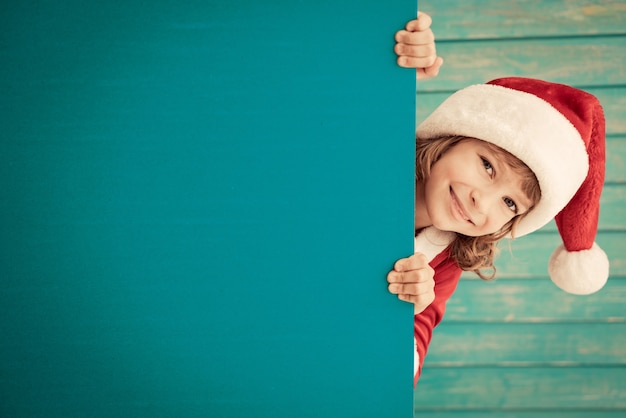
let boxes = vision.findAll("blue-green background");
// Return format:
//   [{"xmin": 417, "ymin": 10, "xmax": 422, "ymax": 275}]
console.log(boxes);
[{"xmin": 1, "ymin": 1, "xmax": 416, "ymax": 416}]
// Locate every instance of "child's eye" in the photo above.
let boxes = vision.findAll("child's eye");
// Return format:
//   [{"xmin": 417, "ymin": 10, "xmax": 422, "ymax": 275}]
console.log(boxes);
[
  {"xmin": 481, "ymin": 157, "xmax": 494, "ymax": 176},
  {"xmin": 504, "ymin": 197, "xmax": 518, "ymax": 213}
]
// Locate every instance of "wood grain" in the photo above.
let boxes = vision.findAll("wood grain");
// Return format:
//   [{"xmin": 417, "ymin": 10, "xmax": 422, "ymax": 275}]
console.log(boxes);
[
  {"xmin": 446, "ymin": 278, "xmax": 626, "ymax": 322},
  {"xmin": 414, "ymin": 367, "xmax": 626, "ymax": 409},
  {"xmin": 424, "ymin": 0, "xmax": 626, "ymax": 40}
]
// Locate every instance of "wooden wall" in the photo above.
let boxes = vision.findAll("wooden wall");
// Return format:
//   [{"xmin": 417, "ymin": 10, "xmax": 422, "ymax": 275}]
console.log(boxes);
[{"xmin": 414, "ymin": 1, "xmax": 626, "ymax": 416}]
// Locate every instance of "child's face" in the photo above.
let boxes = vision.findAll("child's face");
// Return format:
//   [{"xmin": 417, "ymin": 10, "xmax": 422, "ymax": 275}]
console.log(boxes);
[{"xmin": 423, "ymin": 138, "xmax": 534, "ymax": 237}]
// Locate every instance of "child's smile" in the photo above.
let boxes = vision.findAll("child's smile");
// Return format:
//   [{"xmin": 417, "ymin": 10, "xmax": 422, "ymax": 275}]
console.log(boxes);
[{"xmin": 449, "ymin": 186, "xmax": 473, "ymax": 224}]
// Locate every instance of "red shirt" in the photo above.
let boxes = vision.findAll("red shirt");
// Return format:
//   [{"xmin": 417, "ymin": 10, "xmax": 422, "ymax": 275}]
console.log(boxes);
[{"xmin": 414, "ymin": 247, "xmax": 462, "ymax": 386}]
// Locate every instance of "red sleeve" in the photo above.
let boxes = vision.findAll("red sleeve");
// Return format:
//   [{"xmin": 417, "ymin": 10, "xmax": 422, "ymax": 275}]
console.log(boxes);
[{"xmin": 414, "ymin": 249, "xmax": 462, "ymax": 386}]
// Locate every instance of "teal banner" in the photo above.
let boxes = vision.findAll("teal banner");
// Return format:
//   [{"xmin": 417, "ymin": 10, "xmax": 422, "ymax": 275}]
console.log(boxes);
[{"xmin": 1, "ymin": 1, "xmax": 416, "ymax": 416}]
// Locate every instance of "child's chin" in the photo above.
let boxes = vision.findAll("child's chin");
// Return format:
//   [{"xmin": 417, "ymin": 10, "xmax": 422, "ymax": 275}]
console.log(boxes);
[{"xmin": 432, "ymin": 220, "xmax": 473, "ymax": 236}]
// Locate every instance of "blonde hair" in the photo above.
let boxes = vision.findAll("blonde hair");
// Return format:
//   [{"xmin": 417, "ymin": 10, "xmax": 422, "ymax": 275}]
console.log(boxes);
[{"xmin": 416, "ymin": 135, "xmax": 542, "ymax": 279}]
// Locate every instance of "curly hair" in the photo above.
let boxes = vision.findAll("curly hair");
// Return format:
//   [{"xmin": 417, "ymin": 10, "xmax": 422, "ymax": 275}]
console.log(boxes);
[{"xmin": 416, "ymin": 135, "xmax": 542, "ymax": 280}]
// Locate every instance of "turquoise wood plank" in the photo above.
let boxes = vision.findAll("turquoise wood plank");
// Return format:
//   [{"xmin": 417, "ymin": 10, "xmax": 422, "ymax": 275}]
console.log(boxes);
[
  {"xmin": 426, "ymin": 322, "xmax": 626, "ymax": 365},
  {"xmin": 591, "ymin": 183, "xmax": 625, "ymax": 228},
  {"xmin": 606, "ymin": 136, "xmax": 626, "ymax": 183},
  {"xmin": 455, "ymin": 231, "xmax": 626, "ymax": 279},
  {"xmin": 411, "ymin": 411, "xmax": 626, "ymax": 418},
  {"xmin": 416, "ymin": 36, "xmax": 626, "ymax": 92},
  {"xmin": 417, "ymin": 88, "xmax": 626, "ymax": 136},
  {"xmin": 420, "ymin": 0, "xmax": 626, "ymax": 40},
  {"xmin": 413, "ymin": 367, "xmax": 626, "ymax": 409},
  {"xmin": 446, "ymin": 278, "xmax": 626, "ymax": 322},
  {"xmin": 0, "ymin": 1, "xmax": 417, "ymax": 417}
]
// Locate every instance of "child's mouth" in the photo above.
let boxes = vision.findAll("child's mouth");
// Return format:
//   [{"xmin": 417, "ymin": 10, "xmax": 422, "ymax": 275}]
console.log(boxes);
[{"xmin": 450, "ymin": 187, "xmax": 473, "ymax": 224}]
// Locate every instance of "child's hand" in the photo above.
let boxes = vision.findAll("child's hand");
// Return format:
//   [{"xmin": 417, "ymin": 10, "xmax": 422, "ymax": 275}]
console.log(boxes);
[
  {"xmin": 394, "ymin": 12, "xmax": 443, "ymax": 80},
  {"xmin": 387, "ymin": 253, "xmax": 435, "ymax": 314}
]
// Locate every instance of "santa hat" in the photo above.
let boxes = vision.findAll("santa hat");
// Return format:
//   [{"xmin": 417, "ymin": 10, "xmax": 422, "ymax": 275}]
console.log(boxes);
[{"xmin": 416, "ymin": 77, "xmax": 608, "ymax": 295}]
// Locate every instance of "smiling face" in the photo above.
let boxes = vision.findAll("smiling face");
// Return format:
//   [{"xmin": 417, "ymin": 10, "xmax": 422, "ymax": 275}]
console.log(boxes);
[{"xmin": 417, "ymin": 138, "xmax": 538, "ymax": 237}]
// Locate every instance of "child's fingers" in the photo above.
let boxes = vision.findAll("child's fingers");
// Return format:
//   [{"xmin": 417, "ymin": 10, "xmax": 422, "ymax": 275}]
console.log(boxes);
[
  {"xmin": 388, "ymin": 280, "xmax": 434, "ymax": 296},
  {"xmin": 397, "ymin": 54, "xmax": 437, "ymax": 69},
  {"xmin": 418, "ymin": 56, "xmax": 444, "ymax": 79},
  {"xmin": 392, "ymin": 253, "xmax": 430, "ymax": 273},
  {"xmin": 395, "ymin": 29, "xmax": 434, "ymax": 45},
  {"xmin": 394, "ymin": 43, "xmax": 436, "ymax": 59},
  {"xmin": 406, "ymin": 12, "xmax": 432, "ymax": 32},
  {"xmin": 416, "ymin": 11, "xmax": 430, "ymax": 22},
  {"xmin": 398, "ymin": 292, "xmax": 435, "ymax": 310},
  {"xmin": 387, "ymin": 269, "xmax": 432, "ymax": 287}
]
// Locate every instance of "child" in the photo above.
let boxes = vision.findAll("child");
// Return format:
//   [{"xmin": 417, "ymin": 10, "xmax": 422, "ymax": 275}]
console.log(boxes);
[{"xmin": 388, "ymin": 14, "xmax": 609, "ymax": 386}]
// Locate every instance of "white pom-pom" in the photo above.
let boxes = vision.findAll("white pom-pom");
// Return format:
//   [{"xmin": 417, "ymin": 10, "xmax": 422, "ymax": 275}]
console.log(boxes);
[{"xmin": 548, "ymin": 242, "xmax": 609, "ymax": 295}]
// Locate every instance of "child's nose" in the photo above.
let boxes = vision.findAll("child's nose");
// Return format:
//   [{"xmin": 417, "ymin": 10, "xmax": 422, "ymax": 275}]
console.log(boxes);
[
  {"xmin": 470, "ymin": 189, "xmax": 484, "ymax": 211},
  {"xmin": 470, "ymin": 188, "xmax": 493, "ymax": 216}
]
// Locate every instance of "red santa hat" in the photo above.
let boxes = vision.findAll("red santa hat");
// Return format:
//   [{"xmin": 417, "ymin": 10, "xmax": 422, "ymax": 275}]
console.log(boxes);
[{"xmin": 416, "ymin": 77, "xmax": 608, "ymax": 295}]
